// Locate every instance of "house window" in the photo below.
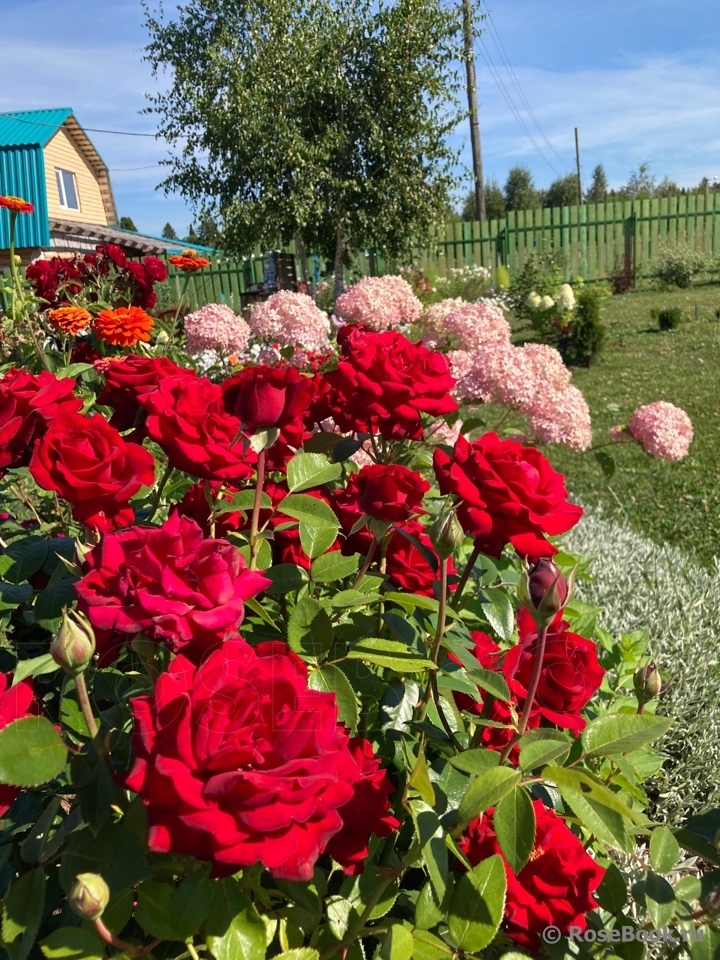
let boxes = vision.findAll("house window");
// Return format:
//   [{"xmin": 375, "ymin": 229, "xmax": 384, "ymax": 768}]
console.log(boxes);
[{"xmin": 55, "ymin": 169, "xmax": 80, "ymax": 211}]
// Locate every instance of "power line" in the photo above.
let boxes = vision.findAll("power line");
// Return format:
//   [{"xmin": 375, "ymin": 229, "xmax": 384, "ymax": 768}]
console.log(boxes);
[
  {"xmin": 476, "ymin": 36, "xmax": 561, "ymax": 175},
  {"xmin": 2, "ymin": 112, "xmax": 158, "ymax": 138},
  {"xmin": 483, "ymin": 10, "xmax": 567, "ymax": 167}
]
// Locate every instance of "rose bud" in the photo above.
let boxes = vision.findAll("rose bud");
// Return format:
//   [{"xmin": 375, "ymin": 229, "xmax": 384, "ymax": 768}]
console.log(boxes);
[
  {"xmin": 634, "ymin": 661, "xmax": 661, "ymax": 707},
  {"xmin": 430, "ymin": 509, "xmax": 464, "ymax": 560},
  {"xmin": 50, "ymin": 609, "xmax": 96, "ymax": 676},
  {"xmin": 68, "ymin": 872, "xmax": 110, "ymax": 920},
  {"xmin": 520, "ymin": 558, "xmax": 568, "ymax": 627}
]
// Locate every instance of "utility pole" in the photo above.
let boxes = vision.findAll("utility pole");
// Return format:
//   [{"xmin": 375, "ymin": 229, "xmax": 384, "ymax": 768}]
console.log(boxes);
[
  {"xmin": 463, "ymin": 0, "xmax": 485, "ymax": 221},
  {"xmin": 574, "ymin": 126, "xmax": 583, "ymax": 205}
]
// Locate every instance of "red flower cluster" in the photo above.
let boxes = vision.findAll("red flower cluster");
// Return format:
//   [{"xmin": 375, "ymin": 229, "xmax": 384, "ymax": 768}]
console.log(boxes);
[
  {"xmin": 0, "ymin": 369, "xmax": 82, "ymax": 475},
  {"xmin": 317, "ymin": 324, "xmax": 457, "ymax": 440},
  {"xmin": 126, "ymin": 639, "xmax": 398, "ymax": 880},
  {"xmin": 75, "ymin": 513, "xmax": 270, "ymax": 663},
  {"xmin": 354, "ymin": 463, "xmax": 429, "ymax": 523},
  {"xmin": 460, "ymin": 801, "xmax": 605, "ymax": 951},
  {"xmin": 434, "ymin": 432, "xmax": 583, "ymax": 559},
  {"xmin": 222, "ymin": 364, "xmax": 316, "ymax": 433},
  {"xmin": 29, "ymin": 413, "xmax": 155, "ymax": 532},
  {"xmin": 0, "ymin": 673, "xmax": 38, "ymax": 817},
  {"xmin": 97, "ymin": 355, "xmax": 192, "ymax": 435}
]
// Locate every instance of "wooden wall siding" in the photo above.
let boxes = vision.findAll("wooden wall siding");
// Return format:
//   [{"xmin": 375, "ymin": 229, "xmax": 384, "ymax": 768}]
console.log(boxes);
[{"xmin": 43, "ymin": 128, "xmax": 108, "ymax": 226}]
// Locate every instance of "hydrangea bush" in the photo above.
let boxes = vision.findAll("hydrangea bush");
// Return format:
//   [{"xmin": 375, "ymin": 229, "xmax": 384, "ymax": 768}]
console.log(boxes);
[{"xmin": 0, "ymin": 198, "xmax": 716, "ymax": 960}]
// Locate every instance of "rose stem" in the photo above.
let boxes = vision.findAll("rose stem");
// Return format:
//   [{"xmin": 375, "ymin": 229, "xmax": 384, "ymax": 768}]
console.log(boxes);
[
  {"xmin": 350, "ymin": 537, "xmax": 378, "ymax": 590},
  {"xmin": 164, "ymin": 273, "xmax": 192, "ymax": 354},
  {"xmin": 249, "ymin": 447, "xmax": 267, "ymax": 570},
  {"xmin": 94, "ymin": 918, "xmax": 161, "ymax": 957},
  {"xmin": 415, "ymin": 557, "xmax": 449, "ymax": 723},
  {"xmin": 74, "ymin": 673, "xmax": 99, "ymax": 740},
  {"xmin": 499, "ymin": 621, "xmax": 550, "ymax": 764},
  {"xmin": 450, "ymin": 543, "xmax": 481, "ymax": 610},
  {"xmin": 148, "ymin": 461, "xmax": 173, "ymax": 521}
]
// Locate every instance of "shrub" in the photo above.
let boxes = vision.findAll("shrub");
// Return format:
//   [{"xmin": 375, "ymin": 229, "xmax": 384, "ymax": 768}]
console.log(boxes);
[
  {"xmin": 657, "ymin": 306, "xmax": 682, "ymax": 330},
  {"xmin": 652, "ymin": 243, "xmax": 709, "ymax": 289},
  {"xmin": 508, "ymin": 250, "xmax": 563, "ymax": 322},
  {"xmin": 608, "ymin": 254, "xmax": 634, "ymax": 295},
  {"xmin": 561, "ymin": 286, "xmax": 606, "ymax": 366}
]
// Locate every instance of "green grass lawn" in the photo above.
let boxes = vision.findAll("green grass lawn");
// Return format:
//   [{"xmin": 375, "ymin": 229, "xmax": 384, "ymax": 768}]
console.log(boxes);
[{"xmin": 511, "ymin": 283, "xmax": 720, "ymax": 564}]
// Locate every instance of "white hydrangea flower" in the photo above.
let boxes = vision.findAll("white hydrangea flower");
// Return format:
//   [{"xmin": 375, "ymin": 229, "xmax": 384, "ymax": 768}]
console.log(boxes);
[
  {"xmin": 526, "ymin": 291, "xmax": 542, "ymax": 310},
  {"xmin": 556, "ymin": 283, "xmax": 576, "ymax": 312},
  {"xmin": 539, "ymin": 295, "xmax": 555, "ymax": 310}
]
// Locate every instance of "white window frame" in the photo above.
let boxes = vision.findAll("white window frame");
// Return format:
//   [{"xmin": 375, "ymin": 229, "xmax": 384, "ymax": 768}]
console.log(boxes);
[{"xmin": 55, "ymin": 169, "xmax": 80, "ymax": 211}]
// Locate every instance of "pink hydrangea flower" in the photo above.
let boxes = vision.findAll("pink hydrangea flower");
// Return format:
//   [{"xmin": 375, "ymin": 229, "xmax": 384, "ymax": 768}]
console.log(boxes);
[
  {"xmin": 335, "ymin": 275, "xmax": 423, "ymax": 330},
  {"xmin": 249, "ymin": 291, "xmax": 330, "ymax": 349},
  {"xmin": 520, "ymin": 344, "xmax": 572, "ymax": 392},
  {"xmin": 627, "ymin": 401, "xmax": 693, "ymax": 462},
  {"xmin": 183, "ymin": 303, "xmax": 251, "ymax": 357},
  {"xmin": 528, "ymin": 385, "xmax": 593, "ymax": 452},
  {"xmin": 422, "ymin": 298, "xmax": 465, "ymax": 334},
  {"xmin": 442, "ymin": 300, "xmax": 511, "ymax": 351}
]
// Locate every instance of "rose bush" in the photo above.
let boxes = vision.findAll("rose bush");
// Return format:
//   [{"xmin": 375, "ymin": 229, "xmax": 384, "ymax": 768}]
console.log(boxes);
[{"xmin": 0, "ymin": 201, "xmax": 712, "ymax": 960}]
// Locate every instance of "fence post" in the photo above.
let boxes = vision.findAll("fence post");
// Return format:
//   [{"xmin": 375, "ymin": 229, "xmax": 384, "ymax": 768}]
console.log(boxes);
[{"xmin": 624, "ymin": 210, "xmax": 637, "ymax": 288}]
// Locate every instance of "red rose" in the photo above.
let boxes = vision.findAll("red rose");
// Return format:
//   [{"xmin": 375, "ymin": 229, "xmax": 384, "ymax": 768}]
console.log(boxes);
[
  {"xmin": 96, "ymin": 243, "xmax": 127, "ymax": 268},
  {"xmin": 459, "ymin": 801, "xmax": 605, "ymax": 951},
  {"xmin": 222, "ymin": 364, "xmax": 316, "ymax": 433},
  {"xmin": 0, "ymin": 369, "xmax": 82, "ymax": 474},
  {"xmin": 331, "ymin": 474, "xmax": 376, "ymax": 557},
  {"xmin": 29, "ymin": 413, "xmax": 155, "ymax": 532},
  {"xmin": 318, "ymin": 324, "xmax": 457, "ymax": 441},
  {"xmin": 142, "ymin": 256, "xmax": 168, "ymax": 282},
  {"xmin": 384, "ymin": 520, "xmax": 453, "ymax": 597},
  {"xmin": 75, "ymin": 513, "xmax": 270, "ymax": 663},
  {"xmin": 0, "ymin": 673, "xmax": 38, "ymax": 817},
  {"xmin": 142, "ymin": 374, "xmax": 257, "ymax": 482},
  {"xmin": 503, "ymin": 608, "xmax": 604, "ymax": 733},
  {"xmin": 355, "ymin": 464, "xmax": 429, "ymax": 523},
  {"xmin": 125, "ymin": 640, "xmax": 397, "ymax": 880},
  {"xmin": 433, "ymin": 432, "xmax": 583, "ymax": 559},
  {"xmin": 26, "ymin": 257, "xmax": 83, "ymax": 307},
  {"xmin": 98, "ymin": 355, "xmax": 192, "ymax": 434}
]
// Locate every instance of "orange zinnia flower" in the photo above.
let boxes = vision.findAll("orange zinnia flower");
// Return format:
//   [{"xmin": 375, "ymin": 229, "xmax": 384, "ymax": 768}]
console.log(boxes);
[
  {"xmin": 0, "ymin": 195, "xmax": 34, "ymax": 214},
  {"xmin": 168, "ymin": 250, "xmax": 211, "ymax": 272},
  {"xmin": 94, "ymin": 306, "xmax": 154, "ymax": 347},
  {"xmin": 48, "ymin": 305, "xmax": 91, "ymax": 336}
]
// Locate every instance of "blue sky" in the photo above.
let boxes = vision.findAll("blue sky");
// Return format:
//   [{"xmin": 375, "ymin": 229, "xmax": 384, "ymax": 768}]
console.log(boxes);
[{"xmin": 2, "ymin": 0, "xmax": 719, "ymax": 237}]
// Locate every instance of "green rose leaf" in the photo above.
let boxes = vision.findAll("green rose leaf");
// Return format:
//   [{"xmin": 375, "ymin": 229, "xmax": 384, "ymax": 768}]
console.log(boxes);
[
  {"xmin": 518, "ymin": 730, "xmax": 572, "ymax": 771},
  {"xmin": 205, "ymin": 878, "xmax": 266, "ymax": 960},
  {"xmin": 59, "ymin": 822, "xmax": 151, "ymax": 895},
  {"xmin": 377, "ymin": 924, "xmax": 414, "ymax": 960},
  {"xmin": 308, "ymin": 664, "xmax": 359, "ymax": 732},
  {"xmin": 136, "ymin": 880, "xmax": 176, "ymax": 940},
  {"xmin": 456, "ymin": 767, "xmax": 521, "ymax": 833},
  {"xmin": 264, "ymin": 564, "xmax": 309, "ymax": 595},
  {"xmin": 493, "ymin": 786, "xmax": 536, "ymax": 874},
  {"xmin": 649, "ymin": 825, "xmax": 681, "ymax": 874},
  {"xmin": 288, "ymin": 598, "xmax": 334, "ymax": 659},
  {"xmin": 411, "ymin": 930, "xmax": 454, "ymax": 960},
  {"xmin": 276, "ymin": 493, "xmax": 340, "ymax": 528},
  {"xmin": 447, "ymin": 854, "xmax": 506, "ymax": 952},
  {"xmin": 287, "ymin": 452, "xmax": 341, "ymax": 492},
  {"xmin": 2, "ymin": 868, "xmax": 46, "ymax": 960},
  {"xmin": 448, "ymin": 750, "xmax": 500, "ymax": 775},
  {"xmin": 347, "ymin": 638, "xmax": 434, "ymax": 673},
  {"xmin": 409, "ymin": 800, "xmax": 447, "ymax": 902},
  {"xmin": 40, "ymin": 928, "xmax": 105, "ymax": 960},
  {"xmin": 581, "ymin": 713, "xmax": 672, "ymax": 757},
  {"xmin": 299, "ymin": 522, "xmax": 338, "ymax": 559},
  {"xmin": 3, "ymin": 537, "xmax": 49, "ymax": 584},
  {"xmin": 310, "ymin": 552, "xmax": 359, "ymax": 582},
  {"xmin": 480, "ymin": 588, "xmax": 514, "ymax": 642},
  {"xmin": 0, "ymin": 717, "xmax": 67, "ymax": 788}
]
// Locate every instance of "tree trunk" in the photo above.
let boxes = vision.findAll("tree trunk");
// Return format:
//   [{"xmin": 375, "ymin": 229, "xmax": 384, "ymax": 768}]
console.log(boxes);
[
  {"xmin": 333, "ymin": 224, "xmax": 345, "ymax": 302},
  {"xmin": 295, "ymin": 233, "xmax": 310, "ymax": 290}
]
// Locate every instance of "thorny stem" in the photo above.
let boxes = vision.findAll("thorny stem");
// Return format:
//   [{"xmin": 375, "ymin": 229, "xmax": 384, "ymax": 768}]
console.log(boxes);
[
  {"xmin": 351, "ymin": 538, "xmax": 378, "ymax": 590},
  {"xmin": 249, "ymin": 448, "xmax": 267, "ymax": 570},
  {"xmin": 148, "ymin": 462, "xmax": 173, "ymax": 521},
  {"xmin": 10, "ymin": 483, "xmax": 43, "ymax": 526},
  {"xmin": 74, "ymin": 673, "xmax": 99, "ymax": 740},
  {"xmin": 499, "ymin": 622, "xmax": 550, "ymax": 763},
  {"xmin": 94, "ymin": 918, "xmax": 161, "ymax": 957},
  {"xmin": 450, "ymin": 543, "xmax": 481, "ymax": 610},
  {"xmin": 416, "ymin": 558, "xmax": 449, "ymax": 722}
]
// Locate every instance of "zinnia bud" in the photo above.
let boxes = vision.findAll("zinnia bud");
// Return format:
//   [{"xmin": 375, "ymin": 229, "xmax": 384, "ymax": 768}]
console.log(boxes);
[
  {"xmin": 68, "ymin": 872, "xmax": 109, "ymax": 920},
  {"xmin": 521, "ymin": 558, "xmax": 568, "ymax": 627},
  {"xmin": 634, "ymin": 662, "xmax": 661, "ymax": 706},
  {"xmin": 430, "ymin": 510, "xmax": 464, "ymax": 560},
  {"xmin": 50, "ymin": 609, "xmax": 95, "ymax": 675}
]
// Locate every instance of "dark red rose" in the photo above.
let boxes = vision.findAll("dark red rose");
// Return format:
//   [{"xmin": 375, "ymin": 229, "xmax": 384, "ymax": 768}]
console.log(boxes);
[
  {"xmin": 98, "ymin": 355, "xmax": 192, "ymax": 433},
  {"xmin": 26, "ymin": 257, "xmax": 83, "ymax": 307},
  {"xmin": 75, "ymin": 512, "xmax": 270, "ymax": 663},
  {"xmin": 69, "ymin": 340, "xmax": 101, "ymax": 365},
  {"xmin": 433, "ymin": 432, "xmax": 583, "ymax": 559},
  {"xmin": 29, "ymin": 413, "xmax": 155, "ymax": 532},
  {"xmin": 222, "ymin": 364, "xmax": 316, "ymax": 433},
  {"xmin": 142, "ymin": 256, "xmax": 168, "ymax": 282},
  {"xmin": 143, "ymin": 374, "xmax": 257, "ymax": 482},
  {"xmin": 355, "ymin": 463, "xmax": 429, "ymax": 523},
  {"xmin": 503, "ymin": 608, "xmax": 604, "ymax": 734},
  {"xmin": 526, "ymin": 557, "xmax": 568, "ymax": 624},
  {"xmin": 96, "ymin": 243, "xmax": 127, "ymax": 268},
  {"xmin": 317, "ymin": 324, "xmax": 457, "ymax": 441},
  {"xmin": 125, "ymin": 640, "xmax": 397, "ymax": 880},
  {"xmin": 331, "ymin": 474, "xmax": 376, "ymax": 557},
  {"xmin": 0, "ymin": 673, "xmax": 38, "ymax": 817},
  {"xmin": 384, "ymin": 520, "xmax": 454, "ymax": 598},
  {"xmin": 459, "ymin": 801, "xmax": 605, "ymax": 951},
  {"xmin": 0, "ymin": 369, "xmax": 82, "ymax": 474}
]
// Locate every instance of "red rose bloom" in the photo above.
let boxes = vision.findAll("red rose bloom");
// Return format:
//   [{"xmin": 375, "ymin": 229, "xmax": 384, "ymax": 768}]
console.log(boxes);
[
  {"xmin": 0, "ymin": 673, "xmax": 38, "ymax": 816},
  {"xmin": 384, "ymin": 520, "xmax": 454, "ymax": 598},
  {"xmin": 433, "ymin": 432, "xmax": 583, "ymax": 559},
  {"xmin": 318, "ymin": 324, "xmax": 457, "ymax": 441},
  {"xmin": 503, "ymin": 608, "xmax": 605, "ymax": 734},
  {"xmin": 98, "ymin": 355, "xmax": 192, "ymax": 433},
  {"xmin": 459, "ymin": 801, "xmax": 605, "ymax": 951},
  {"xmin": 222, "ymin": 364, "xmax": 316, "ymax": 433},
  {"xmin": 143, "ymin": 374, "xmax": 257, "ymax": 482},
  {"xmin": 355, "ymin": 463, "xmax": 429, "ymax": 523},
  {"xmin": 75, "ymin": 513, "xmax": 270, "ymax": 664},
  {"xmin": 142, "ymin": 256, "xmax": 168, "ymax": 282},
  {"xmin": 26, "ymin": 257, "xmax": 83, "ymax": 307},
  {"xmin": 125, "ymin": 640, "xmax": 397, "ymax": 880},
  {"xmin": 96, "ymin": 243, "xmax": 127, "ymax": 268},
  {"xmin": 0, "ymin": 369, "xmax": 82, "ymax": 475},
  {"xmin": 29, "ymin": 413, "xmax": 155, "ymax": 532}
]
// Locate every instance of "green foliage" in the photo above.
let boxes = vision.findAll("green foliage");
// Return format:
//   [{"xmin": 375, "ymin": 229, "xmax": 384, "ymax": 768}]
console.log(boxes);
[
  {"xmin": 503, "ymin": 165, "xmax": 540, "ymax": 211},
  {"xmin": 118, "ymin": 216, "xmax": 137, "ymax": 232},
  {"xmin": 143, "ymin": 0, "xmax": 463, "ymax": 279},
  {"xmin": 507, "ymin": 249, "xmax": 563, "ymax": 322},
  {"xmin": 161, "ymin": 221, "xmax": 178, "ymax": 240},
  {"xmin": 656, "ymin": 306, "xmax": 683, "ymax": 330},
  {"xmin": 543, "ymin": 172, "xmax": 580, "ymax": 209},
  {"xmin": 460, "ymin": 179, "xmax": 506, "ymax": 221},
  {"xmin": 585, "ymin": 164, "xmax": 608, "ymax": 203},
  {"xmin": 563, "ymin": 285, "xmax": 607, "ymax": 366},
  {"xmin": 652, "ymin": 243, "xmax": 709, "ymax": 289}
]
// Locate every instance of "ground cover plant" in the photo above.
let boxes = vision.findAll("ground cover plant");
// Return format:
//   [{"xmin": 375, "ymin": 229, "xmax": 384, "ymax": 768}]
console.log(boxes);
[{"xmin": 0, "ymin": 197, "xmax": 718, "ymax": 959}]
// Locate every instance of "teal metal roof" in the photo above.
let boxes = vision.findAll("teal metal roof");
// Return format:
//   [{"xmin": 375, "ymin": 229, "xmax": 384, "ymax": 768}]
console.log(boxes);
[{"xmin": 0, "ymin": 109, "xmax": 72, "ymax": 148}]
